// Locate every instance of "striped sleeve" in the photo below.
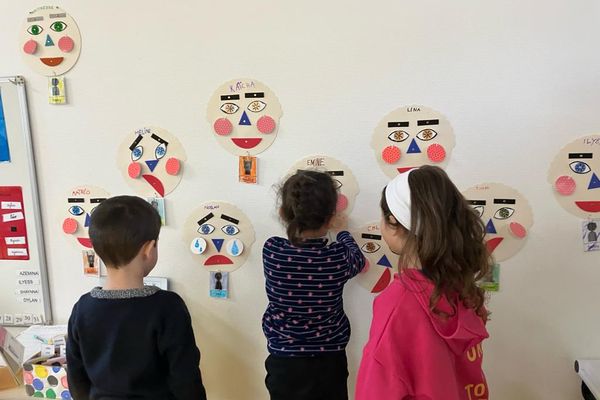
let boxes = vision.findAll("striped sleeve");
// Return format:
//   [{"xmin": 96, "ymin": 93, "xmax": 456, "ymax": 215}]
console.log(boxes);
[{"xmin": 336, "ymin": 231, "xmax": 366, "ymax": 277}]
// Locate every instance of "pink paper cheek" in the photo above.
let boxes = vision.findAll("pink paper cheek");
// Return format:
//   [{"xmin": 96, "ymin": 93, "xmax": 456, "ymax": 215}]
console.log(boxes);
[
  {"xmin": 427, "ymin": 143, "xmax": 446, "ymax": 162},
  {"xmin": 361, "ymin": 259, "xmax": 370, "ymax": 273},
  {"xmin": 165, "ymin": 157, "xmax": 180, "ymax": 175},
  {"xmin": 58, "ymin": 35, "xmax": 74, "ymax": 52},
  {"xmin": 62, "ymin": 218, "xmax": 78, "ymax": 234},
  {"xmin": 336, "ymin": 194, "xmax": 348, "ymax": 212},
  {"xmin": 509, "ymin": 222, "xmax": 527, "ymax": 239},
  {"xmin": 555, "ymin": 175, "xmax": 576, "ymax": 196},
  {"xmin": 382, "ymin": 146, "xmax": 401, "ymax": 164},
  {"xmin": 257, "ymin": 115, "xmax": 276, "ymax": 134},
  {"xmin": 23, "ymin": 40, "xmax": 38, "ymax": 54},
  {"xmin": 128, "ymin": 162, "xmax": 142, "ymax": 178},
  {"xmin": 214, "ymin": 118, "xmax": 233, "ymax": 136}
]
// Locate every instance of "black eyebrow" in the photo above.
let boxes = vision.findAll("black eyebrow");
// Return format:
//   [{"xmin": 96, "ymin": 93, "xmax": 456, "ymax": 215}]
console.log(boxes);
[
  {"xmin": 493, "ymin": 199, "xmax": 516, "ymax": 204},
  {"xmin": 387, "ymin": 121, "xmax": 409, "ymax": 128},
  {"xmin": 221, "ymin": 214, "xmax": 239, "ymax": 225},
  {"xmin": 49, "ymin": 13, "xmax": 66, "ymax": 18},
  {"xmin": 417, "ymin": 119, "xmax": 439, "ymax": 126},
  {"xmin": 220, "ymin": 95, "xmax": 240, "ymax": 101},
  {"xmin": 67, "ymin": 198, "xmax": 84, "ymax": 203},
  {"xmin": 245, "ymin": 92, "xmax": 265, "ymax": 98},
  {"xmin": 90, "ymin": 198, "xmax": 106, "ymax": 203},
  {"xmin": 197, "ymin": 213, "xmax": 214, "ymax": 225},
  {"xmin": 27, "ymin": 16, "xmax": 43, "ymax": 22},
  {"xmin": 468, "ymin": 200, "xmax": 486, "ymax": 206},
  {"xmin": 327, "ymin": 170, "xmax": 344, "ymax": 177},
  {"xmin": 151, "ymin": 134, "xmax": 168, "ymax": 146},
  {"xmin": 569, "ymin": 153, "xmax": 593, "ymax": 159},
  {"xmin": 361, "ymin": 233, "xmax": 381, "ymax": 240},
  {"xmin": 129, "ymin": 135, "xmax": 143, "ymax": 151}
]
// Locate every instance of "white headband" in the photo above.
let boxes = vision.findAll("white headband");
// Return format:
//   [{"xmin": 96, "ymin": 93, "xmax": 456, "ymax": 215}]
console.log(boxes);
[{"xmin": 385, "ymin": 169, "xmax": 415, "ymax": 230}]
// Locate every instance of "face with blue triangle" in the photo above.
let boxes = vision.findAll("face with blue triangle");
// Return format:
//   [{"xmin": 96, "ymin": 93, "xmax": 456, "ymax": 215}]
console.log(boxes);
[
  {"xmin": 548, "ymin": 134, "xmax": 600, "ymax": 219},
  {"xmin": 184, "ymin": 201, "xmax": 256, "ymax": 273},
  {"xmin": 372, "ymin": 105, "xmax": 455, "ymax": 179},
  {"xmin": 62, "ymin": 186, "xmax": 110, "ymax": 250},
  {"xmin": 463, "ymin": 183, "xmax": 533, "ymax": 262},
  {"xmin": 353, "ymin": 222, "xmax": 399, "ymax": 294}
]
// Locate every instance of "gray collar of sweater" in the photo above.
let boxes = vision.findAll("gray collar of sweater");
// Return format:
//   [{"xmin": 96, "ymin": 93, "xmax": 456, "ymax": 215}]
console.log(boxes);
[{"xmin": 90, "ymin": 285, "xmax": 160, "ymax": 299}]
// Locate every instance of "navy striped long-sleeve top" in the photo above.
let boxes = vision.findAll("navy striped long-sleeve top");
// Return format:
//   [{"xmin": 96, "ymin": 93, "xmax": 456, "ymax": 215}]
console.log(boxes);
[{"xmin": 262, "ymin": 231, "xmax": 366, "ymax": 356}]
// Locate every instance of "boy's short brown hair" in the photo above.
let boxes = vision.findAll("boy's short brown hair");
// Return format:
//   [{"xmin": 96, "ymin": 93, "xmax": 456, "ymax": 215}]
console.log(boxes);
[{"xmin": 89, "ymin": 195, "xmax": 161, "ymax": 267}]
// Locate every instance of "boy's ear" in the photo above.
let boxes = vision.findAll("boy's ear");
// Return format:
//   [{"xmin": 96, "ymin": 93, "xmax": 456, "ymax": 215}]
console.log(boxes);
[{"xmin": 141, "ymin": 240, "xmax": 156, "ymax": 258}]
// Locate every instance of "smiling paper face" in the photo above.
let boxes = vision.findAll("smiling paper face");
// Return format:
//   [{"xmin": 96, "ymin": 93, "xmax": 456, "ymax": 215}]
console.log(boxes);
[
  {"xmin": 207, "ymin": 79, "xmax": 283, "ymax": 156},
  {"xmin": 184, "ymin": 202, "xmax": 255, "ymax": 273},
  {"xmin": 372, "ymin": 105, "xmax": 455, "ymax": 179},
  {"xmin": 61, "ymin": 185, "xmax": 109, "ymax": 249},
  {"xmin": 353, "ymin": 221, "xmax": 399, "ymax": 294},
  {"xmin": 463, "ymin": 183, "xmax": 533, "ymax": 262},
  {"xmin": 21, "ymin": 6, "xmax": 81, "ymax": 76},
  {"xmin": 548, "ymin": 134, "xmax": 600, "ymax": 218},
  {"xmin": 118, "ymin": 127, "xmax": 186, "ymax": 198}
]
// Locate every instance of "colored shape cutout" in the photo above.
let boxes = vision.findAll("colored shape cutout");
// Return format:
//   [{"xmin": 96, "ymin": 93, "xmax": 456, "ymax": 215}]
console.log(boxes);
[
  {"xmin": 376, "ymin": 254, "xmax": 392, "ymax": 268},
  {"xmin": 165, "ymin": 157, "xmax": 180, "ymax": 175},
  {"xmin": 257, "ymin": 115, "xmax": 276, "ymax": 134},
  {"xmin": 589, "ymin": 173, "xmax": 600, "ymax": 190},
  {"xmin": 485, "ymin": 219, "xmax": 497, "ymax": 234},
  {"xmin": 427, "ymin": 143, "xmax": 446, "ymax": 162},
  {"xmin": 214, "ymin": 118, "xmax": 232, "ymax": 136},
  {"xmin": 58, "ymin": 36, "xmax": 74, "ymax": 52},
  {"xmin": 406, "ymin": 139, "xmax": 421, "ymax": 154},
  {"xmin": 555, "ymin": 175, "xmax": 576, "ymax": 195},
  {"xmin": 382, "ymin": 146, "xmax": 401, "ymax": 164},
  {"xmin": 239, "ymin": 110, "xmax": 251, "ymax": 126}
]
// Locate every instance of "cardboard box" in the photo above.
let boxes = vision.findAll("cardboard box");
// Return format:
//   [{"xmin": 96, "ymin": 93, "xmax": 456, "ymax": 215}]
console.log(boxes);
[{"xmin": 22, "ymin": 354, "xmax": 70, "ymax": 398}]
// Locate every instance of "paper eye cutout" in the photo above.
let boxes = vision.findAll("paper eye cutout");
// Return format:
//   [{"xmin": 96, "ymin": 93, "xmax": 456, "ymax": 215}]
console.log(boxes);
[
  {"xmin": 247, "ymin": 100, "xmax": 267, "ymax": 113},
  {"xmin": 190, "ymin": 237, "xmax": 207, "ymax": 254},
  {"xmin": 131, "ymin": 146, "xmax": 143, "ymax": 161},
  {"xmin": 68, "ymin": 205, "xmax": 85, "ymax": 216},
  {"xmin": 222, "ymin": 225, "xmax": 240, "ymax": 236},
  {"xmin": 27, "ymin": 25, "xmax": 43, "ymax": 35},
  {"xmin": 198, "ymin": 224, "xmax": 215, "ymax": 235},
  {"xmin": 220, "ymin": 103, "xmax": 239, "ymax": 114},
  {"xmin": 494, "ymin": 207, "xmax": 514, "ymax": 220},
  {"xmin": 387, "ymin": 130, "xmax": 409, "ymax": 142},
  {"xmin": 569, "ymin": 161, "xmax": 591, "ymax": 174},
  {"xmin": 473, "ymin": 205, "xmax": 484, "ymax": 217},
  {"xmin": 226, "ymin": 239, "xmax": 244, "ymax": 256},
  {"xmin": 416, "ymin": 129, "xmax": 438, "ymax": 141},
  {"xmin": 50, "ymin": 21, "xmax": 67, "ymax": 32},
  {"xmin": 361, "ymin": 242, "xmax": 381, "ymax": 253},
  {"xmin": 155, "ymin": 143, "xmax": 167, "ymax": 160}
]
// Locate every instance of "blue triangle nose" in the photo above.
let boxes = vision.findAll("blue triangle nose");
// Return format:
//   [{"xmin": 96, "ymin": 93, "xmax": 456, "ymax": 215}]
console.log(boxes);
[
  {"xmin": 486, "ymin": 219, "xmax": 497, "ymax": 234},
  {"xmin": 84, "ymin": 213, "xmax": 91, "ymax": 228},
  {"xmin": 212, "ymin": 238, "xmax": 224, "ymax": 252},
  {"xmin": 238, "ymin": 111, "xmax": 251, "ymax": 126},
  {"xmin": 406, "ymin": 138, "xmax": 421, "ymax": 154},
  {"xmin": 145, "ymin": 159, "xmax": 159, "ymax": 172},
  {"xmin": 376, "ymin": 254, "xmax": 392, "ymax": 268},
  {"xmin": 588, "ymin": 172, "xmax": 600, "ymax": 190},
  {"xmin": 45, "ymin": 35, "xmax": 54, "ymax": 46}
]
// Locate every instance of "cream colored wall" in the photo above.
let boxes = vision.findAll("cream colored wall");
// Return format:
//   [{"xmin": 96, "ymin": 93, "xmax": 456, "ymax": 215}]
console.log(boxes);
[{"xmin": 1, "ymin": 0, "xmax": 599, "ymax": 398}]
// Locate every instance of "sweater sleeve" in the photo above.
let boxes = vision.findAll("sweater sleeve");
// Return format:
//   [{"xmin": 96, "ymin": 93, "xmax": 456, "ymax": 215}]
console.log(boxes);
[
  {"xmin": 158, "ymin": 294, "xmax": 207, "ymax": 400},
  {"xmin": 336, "ymin": 231, "xmax": 366, "ymax": 277},
  {"xmin": 66, "ymin": 301, "xmax": 91, "ymax": 400}
]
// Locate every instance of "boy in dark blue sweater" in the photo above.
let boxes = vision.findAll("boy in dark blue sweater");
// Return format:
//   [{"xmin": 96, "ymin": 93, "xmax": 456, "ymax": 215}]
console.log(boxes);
[{"xmin": 66, "ymin": 195, "xmax": 207, "ymax": 400}]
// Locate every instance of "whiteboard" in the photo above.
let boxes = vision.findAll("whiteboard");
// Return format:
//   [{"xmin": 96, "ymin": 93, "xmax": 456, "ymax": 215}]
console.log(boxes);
[{"xmin": 0, "ymin": 76, "xmax": 51, "ymax": 326}]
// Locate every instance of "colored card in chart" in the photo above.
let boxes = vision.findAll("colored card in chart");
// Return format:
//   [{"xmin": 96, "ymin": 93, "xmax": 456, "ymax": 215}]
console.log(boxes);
[
  {"xmin": 0, "ymin": 186, "xmax": 29, "ymax": 260},
  {"xmin": 0, "ymin": 90, "xmax": 10, "ymax": 162}
]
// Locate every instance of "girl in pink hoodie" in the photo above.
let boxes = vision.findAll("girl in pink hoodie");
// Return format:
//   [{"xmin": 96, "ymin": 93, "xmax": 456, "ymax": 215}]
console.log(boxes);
[{"xmin": 356, "ymin": 166, "xmax": 491, "ymax": 400}]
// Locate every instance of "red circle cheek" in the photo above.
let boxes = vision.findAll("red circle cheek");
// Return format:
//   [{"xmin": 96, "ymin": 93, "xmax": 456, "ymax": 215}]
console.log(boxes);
[
  {"xmin": 361, "ymin": 259, "xmax": 370, "ymax": 273},
  {"xmin": 336, "ymin": 194, "xmax": 348, "ymax": 212},
  {"xmin": 427, "ymin": 144, "xmax": 446, "ymax": 162},
  {"xmin": 128, "ymin": 162, "xmax": 142, "ymax": 178},
  {"xmin": 165, "ymin": 157, "xmax": 180, "ymax": 175},
  {"xmin": 23, "ymin": 40, "xmax": 37, "ymax": 54},
  {"xmin": 382, "ymin": 146, "xmax": 401, "ymax": 164},
  {"xmin": 509, "ymin": 222, "xmax": 527, "ymax": 238},
  {"xmin": 214, "ymin": 118, "xmax": 233, "ymax": 136},
  {"xmin": 257, "ymin": 115, "xmax": 276, "ymax": 134},
  {"xmin": 62, "ymin": 218, "xmax": 78, "ymax": 234},
  {"xmin": 58, "ymin": 36, "xmax": 74, "ymax": 52},
  {"xmin": 555, "ymin": 175, "xmax": 576, "ymax": 195}
]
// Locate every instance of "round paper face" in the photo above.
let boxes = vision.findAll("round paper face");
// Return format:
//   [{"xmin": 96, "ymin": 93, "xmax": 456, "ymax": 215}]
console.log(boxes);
[
  {"xmin": 61, "ymin": 185, "xmax": 109, "ymax": 249},
  {"xmin": 287, "ymin": 155, "xmax": 359, "ymax": 229},
  {"xmin": 184, "ymin": 202, "xmax": 255, "ymax": 273},
  {"xmin": 462, "ymin": 183, "xmax": 533, "ymax": 262},
  {"xmin": 21, "ymin": 6, "xmax": 81, "ymax": 76},
  {"xmin": 117, "ymin": 127, "xmax": 186, "ymax": 198},
  {"xmin": 353, "ymin": 221, "xmax": 399, "ymax": 294},
  {"xmin": 372, "ymin": 105, "xmax": 455, "ymax": 178},
  {"xmin": 548, "ymin": 134, "xmax": 600, "ymax": 218},
  {"xmin": 207, "ymin": 78, "xmax": 283, "ymax": 156}
]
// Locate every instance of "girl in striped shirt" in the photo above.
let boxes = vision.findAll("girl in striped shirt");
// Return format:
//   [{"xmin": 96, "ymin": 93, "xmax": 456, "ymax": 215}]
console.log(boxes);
[{"xmin": 262, "ymin": 170, "xmax": 365, "ymax": 400}]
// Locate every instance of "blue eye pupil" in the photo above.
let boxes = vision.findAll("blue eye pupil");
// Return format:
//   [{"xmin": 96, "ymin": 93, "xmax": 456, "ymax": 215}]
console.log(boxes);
[
  {"xmin": 73, "ymin": 206, "xmax": 81, "ymax": 213},
  {"xmin": 575, "ymin": 162, "xmax": 586, "ymax": 173},
  {"xmin": 133, "ymin": 148, "xmax": 142, "ymax": 158},
  {"xmin": 156, "ymin": 146, "xmax": 165, "ymax": 156},
  {"xmin": 201, "ymin": 225, "xmax": 211, "ymax": 234},
  {"xmin": 226, "ymin": 226, "xmax": 235, "ymax": 234}
]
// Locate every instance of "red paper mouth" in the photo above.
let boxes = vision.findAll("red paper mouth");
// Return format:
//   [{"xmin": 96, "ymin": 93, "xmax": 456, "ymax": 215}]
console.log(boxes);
[
  {"xmin": 486, "ymin": 237, "xmax": 504, "ymax": 254},
  {"xmin": 397, "ymin": 167, "xmax": 414, "ymax": 174},
  {"xmin": 231, "ymin": 138, "xmax": 262, "ymax": 149},
  {"xmin": 142, "ymin": 174, "xmax": 165, "ymax": 197},
  {"xmin": 77, "ymin": 238, "xmax": 92, "ymax": 248},
  {"xmin": 204, "ymin": 254, "xmax": 233, "ymax": 266},
  {"xmin": 575, "ymin": 201, "xmax": 600, "ymax": 213},
  {"xmin": 372, "ymin": 268, "xmax": 392, "ymax": 293},
  {"xmin": 40, "ymin": 57, "xmax": 64, "ymax": 66}
]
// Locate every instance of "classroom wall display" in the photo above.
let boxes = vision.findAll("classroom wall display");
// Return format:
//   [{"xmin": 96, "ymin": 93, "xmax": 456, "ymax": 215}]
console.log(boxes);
[
  {"xmin": 117, "ymin": 126, "xmax": 186, "ymax": 198},
  {"xmin": 353, "ymin": 221, "xmax": 399, "ymax": 294},
  {"xmin": 20, "ymin": 6, "xmax": 81, "ymax": 76},
  {"xmin": 462, "ymin": 183, "xmax": 533, "ymax": 262},
  {"xmin": 207, "ymin": 78, "xmax": 283, "ymax": 156},
  {"xmin": 184, "ymin": 202, "xmax": 255, "ymax": 273},
  {"xmin": 548, "ymin": 134, "xmax": 600, "ymax": 219},
  {"xmin": 0, "ymin": 186, "xmax": 30, "ymax": 260},
  {"xmin": 372, "ymin": 105, "xmax": 455, "ymax": 178},
  {"xmin": 61, "ymin": 185, "xmax": 109, "ymax": 250}
]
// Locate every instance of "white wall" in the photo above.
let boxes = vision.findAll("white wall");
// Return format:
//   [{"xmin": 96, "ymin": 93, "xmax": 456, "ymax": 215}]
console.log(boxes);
[{"xmin": 2, "ymin": 0, "xmax": 600, "ymax": 398}]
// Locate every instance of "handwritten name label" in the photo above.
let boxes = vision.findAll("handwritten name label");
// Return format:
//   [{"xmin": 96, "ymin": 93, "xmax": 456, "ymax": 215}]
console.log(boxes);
[{"xmin": 229, "ymin": 81, "xmax": 256, "ymax": 93}]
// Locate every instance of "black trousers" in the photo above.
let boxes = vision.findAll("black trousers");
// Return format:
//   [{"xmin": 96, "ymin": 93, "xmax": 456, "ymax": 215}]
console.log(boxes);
[{"xmin": 265, "ymin": 352, "xmax": 349, "ymax": 400}]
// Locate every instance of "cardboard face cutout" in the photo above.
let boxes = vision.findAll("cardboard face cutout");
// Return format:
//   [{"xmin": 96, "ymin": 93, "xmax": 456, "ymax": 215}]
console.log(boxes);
[
  {"xmin": 372, "ymin": 105, "xmax": 455, "ymax": 179},
  {"xmin": 21, "ymin": 6, "xmax": 81, "ymax": 76},
  {"xmin": 61, "ymin": 185, "xmax": 109, "ymax": 249},
  {"xmin": 353, "ymin": 221, "xmax": 399, "ymax": 294},
  {"xmin": 184, "ymin": 202, "xmax": 255, "ymax": 273},
  {"xmin": 463, "ymin": 183, "xmax": 533, "ymax": 262},
  {"xmin": 207, "ymin": 79, "xmax": 283, "ymax": 156},
  {"xmin": 117, "ymin": 127, "xmax": 186, "ymax": 198},
  {"xmin": 548, "ymin": 134, "xmax": 600, "ymax": 218}
]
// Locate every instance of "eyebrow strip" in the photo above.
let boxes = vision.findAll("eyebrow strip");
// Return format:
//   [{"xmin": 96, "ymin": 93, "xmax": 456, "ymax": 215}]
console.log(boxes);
[
  {"xmin": 151, "ymin": 134, "xmax": 169, "ymax": 145},
  {"xmin": 197, "ymin": 213, "xmax": 214, "ymax": 226},
  {"xmin": 221, "ymin": 95, "xmax": 240, "ymax": 101},
  {"xmin": 361, "ymin": 233, "xmax": 382, "ymax": 240},
  {"xmin": 49, "ymin": 13, "xmax": 66, "ymax": 18},
  {"xmin": 90, "ymin": 198, "xmax": 107, "ymax": 203},
  {"xmin": 221, "ymin": 214, "xmax": 239, "ymax": 225},
  {"xmin": 67, "ymin": 198, "xmax": 84, "ymax": 203},
  {"xmin": 327, "ymin": 170, "xmax": 344, "ymax": 177},
  {"xmin": 493, "ymin": 198, "xmax": 516, "ymax": 204},
  {"xmin": 27, "ymin": 16, "xmax": 44, "ymax": 22},
  {"xmin": 417, "ymin": 119, "xmax": 439, "ymax": 126},
  {"xmin": 129, "ymin": 135, "xmax": 143, "ymax": 151},
  {"xmin": 387, "ymin": 121, "xmax": 409, "ymax": 128},
  {"xmin": 245, "ymin": 92, "xmax": 265, "ymax": 98},
  {"xmin": 569, "ymin": 153, "xmax": 593, "ymax": 159},
  {"xmin": 468, "ymin": 200, "xmax": 486, "ymax": 205}
]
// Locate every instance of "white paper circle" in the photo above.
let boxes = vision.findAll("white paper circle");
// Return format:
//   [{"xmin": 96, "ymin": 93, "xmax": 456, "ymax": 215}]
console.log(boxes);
[
  {"xmin": 190, "ymin": 237, "xmax": 207, "ymax": 255},
  {"xmin": 226, "ymin": 239, "xmax": 244, "ymax": 257}
]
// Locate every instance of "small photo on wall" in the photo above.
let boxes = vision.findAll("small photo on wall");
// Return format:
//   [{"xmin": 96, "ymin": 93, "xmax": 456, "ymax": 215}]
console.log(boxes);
[
  {"xmin": 583, "ymin": 219, "xmax": 600, "ymax": 252},
  {"xmin": 82, "ymin": 250, "xmax": 101, "ymax": 276},
  {"xmin": 209, "ymin": 271, "xmax": 229, "ymax": 299},
  {"xmin": 146, "ymin": 197, "xmax": 166, "ymax": 226},
  {"xmin": 480, "ymin": 263, "xmax": 500, "ymax": 292}
]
